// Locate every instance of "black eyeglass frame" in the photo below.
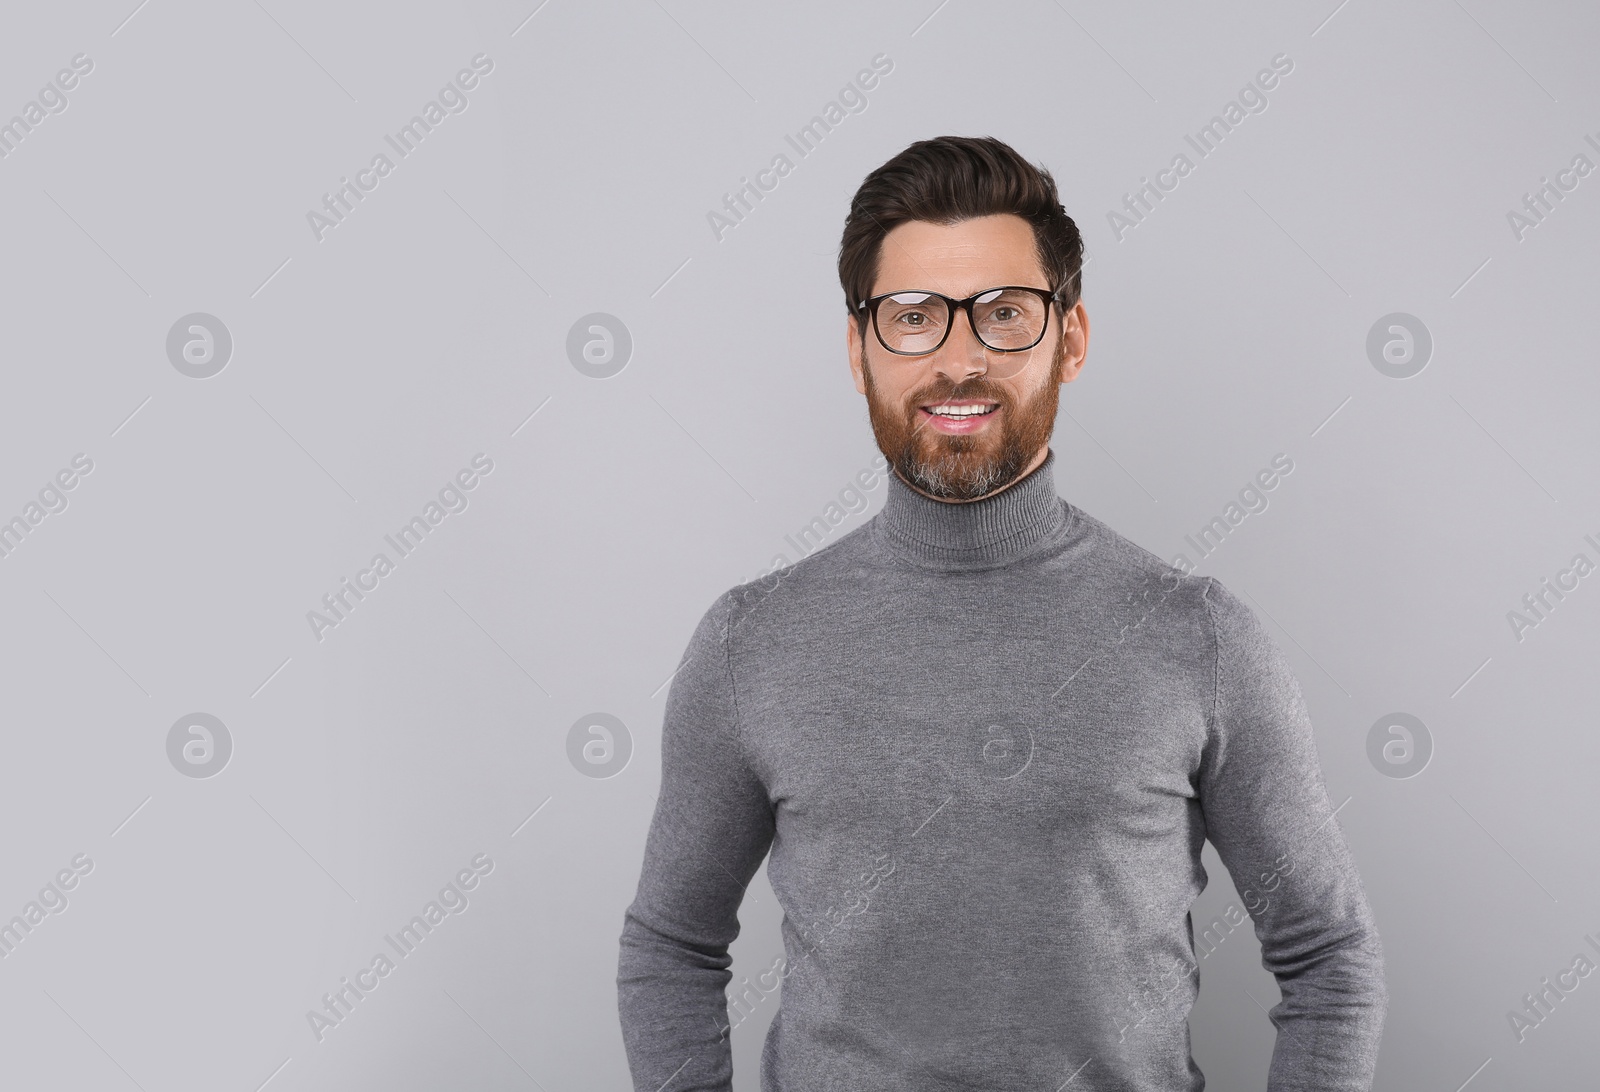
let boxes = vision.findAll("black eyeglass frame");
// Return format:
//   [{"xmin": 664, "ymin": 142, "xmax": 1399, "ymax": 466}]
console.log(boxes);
[{"xmin": 855, "ymin": 285, "xmax": 1065, "ymax": 356}]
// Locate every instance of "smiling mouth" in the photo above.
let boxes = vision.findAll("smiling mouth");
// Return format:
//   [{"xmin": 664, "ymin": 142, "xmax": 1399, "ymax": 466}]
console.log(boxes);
[{"xmin": 920, "ymin": 401, "xmax": 999, "ymax": 419}]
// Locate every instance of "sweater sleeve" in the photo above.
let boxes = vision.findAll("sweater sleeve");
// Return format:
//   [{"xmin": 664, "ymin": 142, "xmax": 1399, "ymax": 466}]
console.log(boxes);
[
  {"xmin": 1198, "ymin": 577, "xmax": 1388, "ymax": 1091},
  {"xmin": 617, "ymin": 590, "xmax": 776, "ymax": 1092}
]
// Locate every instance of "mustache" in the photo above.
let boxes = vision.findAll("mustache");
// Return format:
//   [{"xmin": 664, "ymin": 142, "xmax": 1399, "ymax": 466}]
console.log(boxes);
[{"xmin": 909, "ymin": 378, "xmax": 1007, "ymax": 406}]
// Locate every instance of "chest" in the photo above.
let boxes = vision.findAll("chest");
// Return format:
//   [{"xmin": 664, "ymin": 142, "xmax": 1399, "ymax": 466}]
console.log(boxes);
[{"xmin": 734, "ymin": 595, "xmax": 1211, "ymax": 850}]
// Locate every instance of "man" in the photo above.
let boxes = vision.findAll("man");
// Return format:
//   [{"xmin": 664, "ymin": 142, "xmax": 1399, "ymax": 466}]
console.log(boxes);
[{"xmin": 617, "ymin": 135, "xmax": 1386, "ymax": 1090}]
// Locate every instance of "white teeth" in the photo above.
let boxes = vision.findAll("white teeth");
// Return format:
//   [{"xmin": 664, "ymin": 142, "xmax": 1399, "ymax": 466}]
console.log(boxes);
[{"xmin": 927, "ymin": 404, "xmax": 996, "ymax": 417}]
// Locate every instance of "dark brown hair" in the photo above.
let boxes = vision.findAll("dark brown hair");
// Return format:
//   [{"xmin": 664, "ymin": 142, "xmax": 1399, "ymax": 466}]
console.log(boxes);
[{"xmin": 838, "ymin": 135, "xmax": 1083, "ymax": 325}]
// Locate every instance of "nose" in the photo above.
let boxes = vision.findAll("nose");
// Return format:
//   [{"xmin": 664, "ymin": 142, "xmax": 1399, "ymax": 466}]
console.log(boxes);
[{"xmin": 931, "ymin": 305, "xmax": 989, "ymax": 383}]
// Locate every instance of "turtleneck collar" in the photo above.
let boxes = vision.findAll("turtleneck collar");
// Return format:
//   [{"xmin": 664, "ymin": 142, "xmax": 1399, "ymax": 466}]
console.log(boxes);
[{"xmin": 874, "ymin": 448, "xmax": 1074, "ymax": 572}]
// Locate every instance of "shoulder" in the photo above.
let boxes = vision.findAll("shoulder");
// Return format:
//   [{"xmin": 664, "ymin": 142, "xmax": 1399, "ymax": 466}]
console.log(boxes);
[
  {"xmin": 723, "ymin": 521, "xmax": 877, "ymax": 621},
  {"xmin": 1196, "ymin": 574, "xmax": 1275, "ymax": 658},
  {"xmin": 1066, "ymin": 504, "xmax": 1210, "ymax": 614},
  {"xmin": 1193, "ymin": 576, "xmax": 1306, "ymax": 719}
]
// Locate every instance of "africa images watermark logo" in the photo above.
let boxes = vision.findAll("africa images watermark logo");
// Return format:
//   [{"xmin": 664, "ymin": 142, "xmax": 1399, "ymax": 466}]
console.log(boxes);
[
  {"xmin": 706, "ymin": 53, "xmax": 894, "ymax": 242},
  {"xmin": 717, "ymin": 847, "xmax": 899, "ymax": 1042},
  {"xmin": 306, "ymin": 853, "xmax": 494, "ymax": 1042},
  {"xmin": 1366, "ymin": 713, "xmax": 1432, "ymax": 779},
  {"xmin": 566, "ymin": 712, "xmax": 632, "ymax": 779},
  {"xmin": 166, "ymin": 712, "xmax": 234, "ymax": 778},
  {"xmin": 736, "ymin": 451, "xmax": 892, "ymax": 593},
  {"xmin": 1506, "ymin": 932, "xmax": 1600, "ymax": 1044},
  {"xmin": 1505, "ymin": 135, "xmax": 1600, "ymax": 242},
  {"xmin": 1106, "ymin": 52, "xmax": 1294, "ymax": 241},
  {"xmin": 1504, "ymin": 533, "xmax": 1600, "ymax": 643},
  {"xmin": 0, "ymin": 52, "xmax": 94, "ymax": 161},
  {"xmin": 306, "ymin": 53, "xmax": 495, "ymax": 242},
  {"xmin": 0, "ymin": 454, "xmax": 93, "ymax": 561},
  {"xmin": 306, "ymin": 454, "xmax": 494, "ymax": 642},
  {"xmin": 1170, "ymin": 452, "xmax": 1294, "ymax": 574},
  {"xmin": 166, "ymin": 313, "xmax": 233, "ymax": 379},
  {"xmin": 0, "ymin": 854, "xmax": 94, "ymax": 962},
  {"xmin": 566, "ymin": 313, "xmax": 633, "ymax": 379}
]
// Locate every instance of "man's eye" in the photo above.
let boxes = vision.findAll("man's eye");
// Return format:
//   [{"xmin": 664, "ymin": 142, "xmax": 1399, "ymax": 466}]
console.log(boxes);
[{"xmin": 896, "ymin": 311, "xmax": 927, "ymax": 326}]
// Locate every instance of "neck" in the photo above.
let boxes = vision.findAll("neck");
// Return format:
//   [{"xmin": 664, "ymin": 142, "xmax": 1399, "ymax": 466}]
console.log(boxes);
[{"xmin": 876, "ymin": 447, "xmax": 1071, "ymax": 571}]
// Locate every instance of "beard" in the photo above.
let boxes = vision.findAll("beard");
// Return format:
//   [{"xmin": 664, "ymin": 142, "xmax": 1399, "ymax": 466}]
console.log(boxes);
[{"xmin": 863, "ymin": 339, "xmax": 1064, "ymax": 502}]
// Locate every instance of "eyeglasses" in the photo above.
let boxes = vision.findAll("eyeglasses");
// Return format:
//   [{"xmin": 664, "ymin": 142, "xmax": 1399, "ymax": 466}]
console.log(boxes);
[{"xmin": 856, "ymin": 285, "xmax": 1062, "ymax": 356}]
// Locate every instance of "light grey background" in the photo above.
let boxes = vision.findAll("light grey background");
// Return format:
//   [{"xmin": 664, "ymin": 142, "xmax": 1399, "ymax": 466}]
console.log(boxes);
[{"xmin": 1, "ymin": 0, "xmax": 1596, "ymax": 1088}]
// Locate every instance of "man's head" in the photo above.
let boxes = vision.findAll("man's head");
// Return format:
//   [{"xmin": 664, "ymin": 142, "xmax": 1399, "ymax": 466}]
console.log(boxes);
[{"xmin": 840, "ymin": 136, "xmax": 1088, "ymax": 502}]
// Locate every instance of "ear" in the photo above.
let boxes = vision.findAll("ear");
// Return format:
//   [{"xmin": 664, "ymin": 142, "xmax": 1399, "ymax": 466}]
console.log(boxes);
[
  {"xmin": 1059, "ymin": 301, "xmax": 1090, "ymax": 385},
  {"xmin": 847, "ymin": 311, "xmax": 868, "ymax": 395}
]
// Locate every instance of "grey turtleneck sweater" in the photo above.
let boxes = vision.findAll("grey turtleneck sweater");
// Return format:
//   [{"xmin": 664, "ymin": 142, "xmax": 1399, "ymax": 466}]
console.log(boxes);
[{"xmin": 617, "ymin": 449, "xmax": 1387, "ymax": 1091}]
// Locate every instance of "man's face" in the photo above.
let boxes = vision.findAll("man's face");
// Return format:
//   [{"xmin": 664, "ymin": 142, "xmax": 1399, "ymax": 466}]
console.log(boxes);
[{"xmin": 847, "ymin": 213, "xmax": 1089, "ymax": 502}]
